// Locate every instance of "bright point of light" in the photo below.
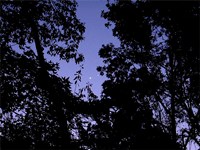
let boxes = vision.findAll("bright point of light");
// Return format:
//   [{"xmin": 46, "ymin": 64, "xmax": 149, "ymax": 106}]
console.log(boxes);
[{"xmin": 89, "ymin": 77, "xmax": 92, "ymax": 80}]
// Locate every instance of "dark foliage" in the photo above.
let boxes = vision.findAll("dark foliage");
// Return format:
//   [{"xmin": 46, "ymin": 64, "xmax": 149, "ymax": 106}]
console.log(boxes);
[
  {"xmin": 1, "ymin": 0, "xmax": 199, "ymax": 150},
  {"xmin": 1, "ymin": 0, "xmax": 85, "ymax": 149},
  {"xmin": 95, "ymin": 0, "xmax": 199, "ymax": 149}
]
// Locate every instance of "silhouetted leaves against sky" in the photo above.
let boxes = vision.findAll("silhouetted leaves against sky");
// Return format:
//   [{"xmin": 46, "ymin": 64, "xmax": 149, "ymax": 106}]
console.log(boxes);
[
  {"xmin": 1, "ymin": 0, "xmax": 85, "ymax": 62},
  {"xmin": 1, "ymin": 0, "xmax": 85, "ymax": 149},
  {"xmin": 0, "ymin": 0, "xmax": 199, "ymax": 150},
  {"xmin": 97, "ymin": 0, "xmax": 199, "ymax": 149}
]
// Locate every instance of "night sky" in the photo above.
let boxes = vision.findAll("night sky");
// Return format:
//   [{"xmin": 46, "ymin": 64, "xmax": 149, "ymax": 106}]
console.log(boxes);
[{"xmin": 58, "ymin": 1, "xmax": 120, "ymax": 97}]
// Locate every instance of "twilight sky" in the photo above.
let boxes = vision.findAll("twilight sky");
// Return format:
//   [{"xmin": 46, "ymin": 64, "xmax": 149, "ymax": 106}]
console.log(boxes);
[{"xmin": 57, "ymin": 0, "xmax": 120, "ymax": 97}]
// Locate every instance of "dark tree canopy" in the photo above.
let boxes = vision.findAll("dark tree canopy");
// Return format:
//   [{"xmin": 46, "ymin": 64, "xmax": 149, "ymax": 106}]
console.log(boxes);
[
  {"xmin": 1, "ymin": 0, "xmax": 85, "ymax": 62},
  {"xmin": 97, "ymin": 0, "xmax": 199, "ymax": 149},
  {"xmin": 1, "ymin": 0, "xmax": 85, "ymax": 149},
  {"xmin": 0, "ymin": 0, "xmax": 199, "ymax": 150}
]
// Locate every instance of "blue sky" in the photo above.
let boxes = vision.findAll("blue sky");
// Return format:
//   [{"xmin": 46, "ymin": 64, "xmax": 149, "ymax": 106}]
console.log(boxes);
[{"xmin": 58, "ymin": 0, "xmax": 120, "ymax": 97}]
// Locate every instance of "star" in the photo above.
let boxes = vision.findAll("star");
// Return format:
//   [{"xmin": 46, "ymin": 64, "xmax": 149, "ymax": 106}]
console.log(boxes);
[{"xmin": 89, "ymin": 77, "xmax": 92, "ymax": 80}]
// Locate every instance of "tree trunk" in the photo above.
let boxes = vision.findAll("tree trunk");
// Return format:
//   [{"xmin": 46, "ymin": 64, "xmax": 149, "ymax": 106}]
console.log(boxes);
[
  {"xmin": 169, "ymin": 48, "xmax": 177, "ymax": 143},
  {"xmin": 29, "ymin": 11, "xmax": 72, "ymax": 148}
]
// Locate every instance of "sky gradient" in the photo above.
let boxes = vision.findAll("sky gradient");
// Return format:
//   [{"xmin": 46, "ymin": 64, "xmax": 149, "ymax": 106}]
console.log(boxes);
[{"xmin": 58, "ymin": 1, "xmax": 120, "ymax": 97}]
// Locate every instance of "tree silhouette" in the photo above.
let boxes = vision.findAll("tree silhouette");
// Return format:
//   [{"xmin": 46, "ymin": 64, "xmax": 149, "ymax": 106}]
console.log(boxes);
[
  {"xmin": 97, "ymin": 0, "xmax": 199, "ymax": 149},
  {"xmin": 1, "ymin": 0, "xmax": 85, "ymax": 149},
  {"xmin": 1, "ymin": 0, "xmax": 199, "ymax": 150}
]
